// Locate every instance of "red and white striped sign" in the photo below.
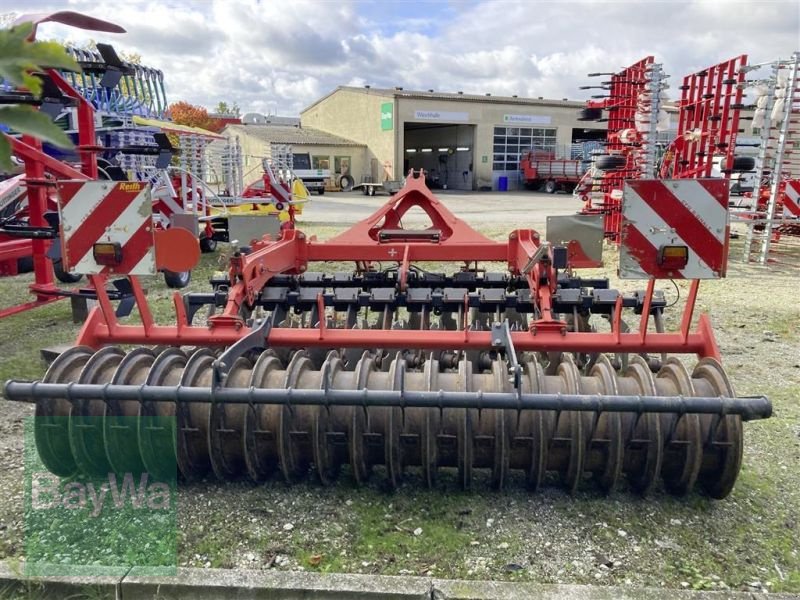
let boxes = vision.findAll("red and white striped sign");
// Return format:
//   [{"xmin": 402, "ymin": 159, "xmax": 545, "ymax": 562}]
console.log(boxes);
[
  {"xmin": 56, "ymin": 180, "xmax": 156, "ymax": 275},
  {"xmin": 620, "ymin": 179, "xmax": 729, "ymax": 280},
  {"xmin": 783, "ymin": 180, "xmax": 800, "ymax": 218}
]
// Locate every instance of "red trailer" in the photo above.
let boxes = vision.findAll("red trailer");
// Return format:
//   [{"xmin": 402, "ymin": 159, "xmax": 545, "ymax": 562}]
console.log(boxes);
[{"xmin": 520, "ymin": 150, "xmax": 586, "ymax": 193}]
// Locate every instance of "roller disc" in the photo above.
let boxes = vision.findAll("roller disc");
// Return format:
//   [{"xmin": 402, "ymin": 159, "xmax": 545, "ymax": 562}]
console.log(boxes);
[
  {"xmin": 657, "ymin": 358, "xmax": 702, "ymax": 496},
  {"xmin": 34, "ymin": 346, "xmax": 95, "ymax": 477},
  {"xmin": 138, "ymin": 348, "xmax": 184, "ymax": 482},
  {"xmin": 348, "ymin": 352, "xmax": 374, "ymax": 485},
  {"xmin": 557, "ymin": 355, "xmax": 584, "ymax": 494},
  {"xmin": 209, "ymin": 356, "xmax": 251, "ymax": 480},
  {"xmin": 243, "ymin": 350, "xmax": 282, "ymax": 482},
  {"xmin": 177, "ymin": 349, "xmax": 214, "ymax": 481},
  {"xmin": 278, "ymin": 352, "xmax": 312, "ymax": 483},
  {"xmin": 104, "ymin": 348, "xmax": 155, "ymax": 475},
  {"xmin": 69, "ymin": 347, "xmax": 123, "ymax": 477},
  {"xmin": 383, "ymin": 354, "xmax": 404, "ymax": 489},
  {"xmin": 523, "ymin": 360, "xmax": 547, "ymax": 492},
  {"xmin": 457, "ymin": 360, "xmax": 474, "ymax": 491},
  {"xmin": 312, "ymin": 351, "xmax": 344, "ymax": 485},
  {"xmin": 421, "ymin": 357, "xmax": 440, "ymax": 488},
  {"xmin": 693, "ymin": 358, "xmax": 743, "ymax": 499},
  {"xmin": 589, "ymin": 355, "xmax": 623, "ymax": 493},
  {"xmin": 622, "ymin": 356, "xmax": 662, "ymax": 494},
  {"xmin": 490, "ymin": 360, "xmax": 510, "ymax": 490}
]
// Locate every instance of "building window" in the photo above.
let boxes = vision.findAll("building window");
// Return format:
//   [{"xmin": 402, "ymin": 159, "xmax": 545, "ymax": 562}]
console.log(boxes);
[
  {"xmin": 312, "ymin": 155, "xmax": 330, "ymax": 170},
  {"xmin": 492, "ymin": 126, "xmax": 556, "ymax": 171},
  {"xmin": 334, "ymin": 156, "xmax": 351, "ymax": 175}
]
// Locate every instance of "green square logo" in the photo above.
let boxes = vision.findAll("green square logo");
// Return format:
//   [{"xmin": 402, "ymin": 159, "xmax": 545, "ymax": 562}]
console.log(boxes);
[
  {"xmin": 380, "ymin": 102, "xmax": 393, "ymax": 131},
  {"xmin": 24, "ymin": 416, "xmax": 177, "ymax": 577}
]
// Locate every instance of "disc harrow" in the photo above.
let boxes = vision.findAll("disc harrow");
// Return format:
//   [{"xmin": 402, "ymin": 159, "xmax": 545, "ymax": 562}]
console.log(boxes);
[
  {"xmin": 4, "ymin": 169, "xmax": 771, "ymax": 499},
  {"xmin": 23, "ymin": 343, "xmax": 751, "ymax": 498}
]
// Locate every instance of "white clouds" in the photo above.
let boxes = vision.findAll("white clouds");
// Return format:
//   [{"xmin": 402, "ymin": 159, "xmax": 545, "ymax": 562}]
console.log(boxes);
[{"xmin": 7, "ymin": 0, "xmax": 799, "ymax": 115}]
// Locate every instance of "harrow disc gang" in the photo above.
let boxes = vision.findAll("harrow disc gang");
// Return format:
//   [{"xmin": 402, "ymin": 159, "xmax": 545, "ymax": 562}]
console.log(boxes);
[{"xmin": 28, "ymin": 345, "xmax": 748, "ymax": 498}]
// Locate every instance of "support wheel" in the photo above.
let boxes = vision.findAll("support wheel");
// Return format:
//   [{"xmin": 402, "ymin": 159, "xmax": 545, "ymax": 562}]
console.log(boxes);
[
  {"xmin": 164, "ymin": 269, "xmax": 191, "ymax": 289},
  {"xmin": 199, "ymin": 236, "xmax": 217, "ymax": 253},
  {"xmin": 544, "ymin": 180, "xmax": 557, "ymax": 194}
]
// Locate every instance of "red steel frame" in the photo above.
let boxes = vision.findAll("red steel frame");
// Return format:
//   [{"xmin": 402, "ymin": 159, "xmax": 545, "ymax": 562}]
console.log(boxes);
[
  {"xmin": 660, "ymin": 55, "xmax": 747, "ymax": 179},
  {"xmin": 72, "ymin": 172, "xmax": 722, "ymax": 361},
  {"xmin": 581, "ymin": 57, "xmax": 654, "ymax": 242},
  {"xmin": 0, "ymin": 69, "xmax": 99, "ymax": 319}
]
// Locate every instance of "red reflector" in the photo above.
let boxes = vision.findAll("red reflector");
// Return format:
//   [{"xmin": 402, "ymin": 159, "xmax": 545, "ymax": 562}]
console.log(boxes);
[
  {"xmin": 93, "ymin": 242, "xmax": 122, "ymax": 266},
  {"xmin": 657, "ymin": 245, "xmax": 689, "ymax": 270}
]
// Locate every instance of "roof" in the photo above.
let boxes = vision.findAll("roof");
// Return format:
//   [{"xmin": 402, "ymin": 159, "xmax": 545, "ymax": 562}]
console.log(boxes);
[
  {"xmin": 132, "ymin": 116, "xmax": 223, "ymax": 139},
  {"xmin": 222, "ymin": 124, "xmax": 364, "ymax": 147},
  {"xmin": 242, "ymin": 113, "xmax": 301, "ymax": 126},
  {"xmin": 302, "ymin": 86, "xmax": 589, "ymax": 114}
]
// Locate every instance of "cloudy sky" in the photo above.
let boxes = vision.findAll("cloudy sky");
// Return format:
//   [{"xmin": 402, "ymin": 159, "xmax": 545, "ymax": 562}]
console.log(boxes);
[{"xmin": 5, "ymin": 0, "xmax": 799, "ymax": 116}]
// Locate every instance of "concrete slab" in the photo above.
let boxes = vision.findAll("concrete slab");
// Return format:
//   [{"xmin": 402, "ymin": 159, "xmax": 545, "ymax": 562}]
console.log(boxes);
[
  {"xmin": 3, "ymin": 561, "xmax": 797, "ymax": 600},
  {"xmin": 0, "ymin": 561, "xmax": 122, "ymax": 599},
  {"xmin": 431, "ymin": 578, "xmax": 775, "ymax": 599},
  {"xmin": 122, "ymin": 566, "xmax": 431, "ymax": 599}
]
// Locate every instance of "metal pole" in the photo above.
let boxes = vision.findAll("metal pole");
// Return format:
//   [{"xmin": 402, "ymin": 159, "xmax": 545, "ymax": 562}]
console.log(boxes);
[
  {"xmin": 2, "ymin": 380, "xmax": 773, "ymax": 421},
  {"xmin": 758, "ymin": 52, "xmax": 800, "ymax": 264}
]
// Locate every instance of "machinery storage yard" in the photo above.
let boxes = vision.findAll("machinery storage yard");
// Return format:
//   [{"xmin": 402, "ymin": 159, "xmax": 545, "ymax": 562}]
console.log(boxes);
[{"xmin": 0, "ymin": 3, "xmax": 799, "ymax": 599}]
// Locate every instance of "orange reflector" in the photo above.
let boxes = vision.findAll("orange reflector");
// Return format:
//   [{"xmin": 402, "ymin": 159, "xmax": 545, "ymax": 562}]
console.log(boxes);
[
  {"xmin": 657, "ymin": 245, "xmax": 689, "ymax": 270},
  {"xmin": 93, "ymin": 242, "xmax": 122, "ymax": 266}
]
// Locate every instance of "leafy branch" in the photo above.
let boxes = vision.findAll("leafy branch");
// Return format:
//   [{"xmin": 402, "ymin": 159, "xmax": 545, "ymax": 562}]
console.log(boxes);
[{"xmin": 0, "ymin": 21, "xmax": 80, "ymax": 170}]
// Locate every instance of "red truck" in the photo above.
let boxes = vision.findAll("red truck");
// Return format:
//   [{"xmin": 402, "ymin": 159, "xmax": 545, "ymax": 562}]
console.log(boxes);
[{"xmin": 520, "ymin": 149, "xmax": 587, "ymax": 193}]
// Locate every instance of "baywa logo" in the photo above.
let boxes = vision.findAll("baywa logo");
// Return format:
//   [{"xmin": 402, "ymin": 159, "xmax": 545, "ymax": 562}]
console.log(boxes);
[
  {"xmin": 23, "ymin": 416, "xmax": 177, "ymax": 576},
  {"xmin": 31, "ymin": 471, "xmax": 171, "ymax": 518}
]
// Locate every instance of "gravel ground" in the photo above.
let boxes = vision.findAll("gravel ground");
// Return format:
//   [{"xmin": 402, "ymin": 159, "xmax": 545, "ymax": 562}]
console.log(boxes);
[{"xmin": 0, "ymin": 198, "xmax": 797, "ymax": 595}]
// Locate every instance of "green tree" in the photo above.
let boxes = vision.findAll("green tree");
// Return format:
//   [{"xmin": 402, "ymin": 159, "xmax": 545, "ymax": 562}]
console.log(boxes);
[
  {"xmin": 214, "ymin": 101, "xmax": 240, "ymax": 117},
  {"xmin": 0, "ymin": 22, "xmax": 79, "ymax": 171}
]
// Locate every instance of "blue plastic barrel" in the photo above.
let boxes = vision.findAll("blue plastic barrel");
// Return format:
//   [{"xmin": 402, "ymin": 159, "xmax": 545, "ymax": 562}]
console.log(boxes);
[{"xmin": 498, "ymin": 176, "xmax": 508, "ymax": 191}]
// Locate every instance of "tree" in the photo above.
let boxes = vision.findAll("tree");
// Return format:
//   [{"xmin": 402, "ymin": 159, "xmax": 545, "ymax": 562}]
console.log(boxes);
[
  {"xmin": 0, "ymin": 22, "xmax": 79, "ymax": 171},
  {"xmin": 213, "ymin": 101, "xmax": 240, "ymax": 117},
  {"xmin": 168, "ymin": 101, "xmax": 220, "ymax": 132}
]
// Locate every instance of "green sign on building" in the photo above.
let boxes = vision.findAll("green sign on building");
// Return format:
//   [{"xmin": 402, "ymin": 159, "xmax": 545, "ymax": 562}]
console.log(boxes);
[{"xmin": 380, "ymin": 102, "xmax": 393, "ymax": 131}]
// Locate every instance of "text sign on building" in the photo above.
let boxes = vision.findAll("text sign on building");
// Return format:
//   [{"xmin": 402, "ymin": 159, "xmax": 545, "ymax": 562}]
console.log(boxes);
[
  {"xmin": 503, "ymin": 114, "xmax": 552, "ymax": 125},
  {"xmin": 414, "ymin": 110, "xmax": 469, "ymax": 122},
  {"xmin": 380, "ymin": 102, "xmax": 393, "ymax": 131}
]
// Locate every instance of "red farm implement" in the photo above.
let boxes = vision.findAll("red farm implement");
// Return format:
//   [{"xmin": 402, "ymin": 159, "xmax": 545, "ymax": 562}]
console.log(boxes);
[
  {"xmin": 4, "ymin": 168, "xmax": 771, "ymax": 498},
  {"xmin": 0, "ymin": 12, "xmax": 300, "ymax": 318},
  {"xmin": 578, "ymin": 55, "xmax": 751, "ymax": 243}
]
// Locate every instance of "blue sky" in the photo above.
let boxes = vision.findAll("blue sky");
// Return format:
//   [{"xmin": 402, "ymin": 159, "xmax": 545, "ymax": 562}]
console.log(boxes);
[{"xmin": 2, "ymin": 1, "xmax": 798, "ymax": 115}]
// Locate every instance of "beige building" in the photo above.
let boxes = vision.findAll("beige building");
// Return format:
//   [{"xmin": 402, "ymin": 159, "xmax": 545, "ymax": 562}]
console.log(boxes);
[
  {"xmin": 301, "ymin": 86, "xmax": 607, "ymax": 190},
  {"xmin": 221, "ymin": 124, "xmax": 366, "ymax": 187}
]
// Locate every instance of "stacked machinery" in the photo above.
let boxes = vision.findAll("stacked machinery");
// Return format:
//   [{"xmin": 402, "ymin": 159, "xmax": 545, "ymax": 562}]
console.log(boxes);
[
  {"xmin": 740, "ymin": 52, "xmax": 800, "ymax": 264},
  {"xmin": 0, "ymin": 12, "xmax": 301, "ymax": 317}
]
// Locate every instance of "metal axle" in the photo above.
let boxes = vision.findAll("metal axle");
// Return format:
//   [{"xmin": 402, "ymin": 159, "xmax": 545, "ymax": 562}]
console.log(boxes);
[{"xmin": 3, "ymin": 380, "xmax": 772, "ymax": 421}]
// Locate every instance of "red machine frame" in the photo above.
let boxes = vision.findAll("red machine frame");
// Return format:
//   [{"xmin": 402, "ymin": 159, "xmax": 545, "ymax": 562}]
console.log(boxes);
[
  {"xmin": 72, "ymin": 172, "xmax": 721, "ymax": 362},
  {"xmin": 579, "ymin": 57, "xmax": 655, "ymax": 242}
]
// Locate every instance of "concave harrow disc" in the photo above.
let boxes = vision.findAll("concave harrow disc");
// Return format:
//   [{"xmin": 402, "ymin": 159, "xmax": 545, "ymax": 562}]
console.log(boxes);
[{"xmin": 32, "ymin": 345, "xmax": 744, "ymax": 498}]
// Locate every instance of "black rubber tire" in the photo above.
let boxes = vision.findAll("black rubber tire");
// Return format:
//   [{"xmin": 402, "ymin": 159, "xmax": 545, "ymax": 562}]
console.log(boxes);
[
  {"xmin": 199, "ymin": 236, "xmax": 217, "ymax": 253},
  {"xmin": 163, "ymin": 269, "xmax": 191, "ymax": 289},
  {"xmin": 317, "ymin": 188, "xmax": 325, "ymax": 195},
  {"xmin": 339, "ymin": 175, "xmax": 354, "ymax": 191},
  {"xmin": 52, "ymin": 258, "xmax": 82, "ymax": 284},
  {"xmin": 577, "ymin": 107, "xmax": 603, "ymax": 121},
  {"xmin": 595, "ymin": 155, "xmax": 627, "ymax": 170},
  {"xmin": 368, "ymin": 186, "xmax": 376, "ymax": 197},
  {"xmin": 544, "ymin": 180, "xmax": 557, "ymax": 194},
  {"xmin": 731, "ymin": 156, "xmax": 756, "ymax": 172},
  {"xmin": 362, "ymin": 186, "xmax": 369, "ymax": 195},
  {"xmin": 16, "ymin": 256, "xmax": 33, "ymax": 273}
]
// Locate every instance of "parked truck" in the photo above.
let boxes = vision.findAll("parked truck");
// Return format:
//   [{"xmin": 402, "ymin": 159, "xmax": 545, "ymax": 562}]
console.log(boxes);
[
  {"xmin": 520, "ymin": 149, "xmax": 588, "ymax": 193},
  {"xmin": 291, "ymin": 152, "xmax": 330, "ymax": 195}
]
